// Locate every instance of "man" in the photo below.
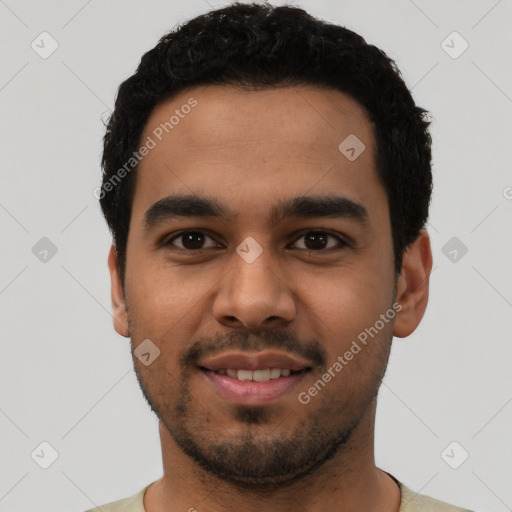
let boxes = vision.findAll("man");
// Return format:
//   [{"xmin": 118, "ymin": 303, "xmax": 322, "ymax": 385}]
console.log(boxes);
[{"xmin": 88, "ymin": 2, "xmax": 473, "ymax": 511}]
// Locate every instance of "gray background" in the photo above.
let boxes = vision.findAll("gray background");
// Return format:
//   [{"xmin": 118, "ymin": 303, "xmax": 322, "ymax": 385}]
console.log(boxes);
[{"xmin": 0, "ymin": 0, "xmax": 511, "ymax": 511}]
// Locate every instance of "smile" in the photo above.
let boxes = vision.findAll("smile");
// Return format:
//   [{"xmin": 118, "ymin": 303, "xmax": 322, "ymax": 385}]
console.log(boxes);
[
  {"xmin": 213, "ymin": 368, "xmax": 295, "ymax": 381},
  {"xmin": 198, "ymin": 350, "xmax": 313, "ymax": 405}
]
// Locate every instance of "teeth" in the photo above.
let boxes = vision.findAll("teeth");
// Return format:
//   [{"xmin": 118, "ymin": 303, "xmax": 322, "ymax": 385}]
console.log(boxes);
[
  {"xmin": 270, "ymin": 368, "xmax": 281, "ymax": 379},
  {"xmin": 216, "ymin": 368, "xmax": 295, "ymax": 381},
  {"xmin": 237, "ymin": 369, "xmax": 253, "ymax": 381},
  {"xmin": 253, "ymin": 369, "xmax": 270, "ymax": 382}
]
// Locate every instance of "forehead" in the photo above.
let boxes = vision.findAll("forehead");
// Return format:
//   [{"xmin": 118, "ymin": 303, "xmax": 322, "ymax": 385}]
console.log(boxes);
[
  {"xmin": 131, "ymin": 84, "xmax": 385, "ymax": 226},
  {"xmin": 142, "ymin": 83, "xmax": 373, "ymax": 158}
]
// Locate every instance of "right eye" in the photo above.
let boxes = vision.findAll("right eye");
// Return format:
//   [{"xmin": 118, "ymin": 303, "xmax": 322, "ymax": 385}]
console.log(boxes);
[{"xmin": 164, "ymin": 230, "xmax": 221, "ymax": 251}]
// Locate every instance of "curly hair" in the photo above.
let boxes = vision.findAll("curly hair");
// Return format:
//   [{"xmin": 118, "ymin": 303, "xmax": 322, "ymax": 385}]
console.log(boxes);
[{"xmin": 99, "ymin": 1, "xmax": 432, "ymax": 283}]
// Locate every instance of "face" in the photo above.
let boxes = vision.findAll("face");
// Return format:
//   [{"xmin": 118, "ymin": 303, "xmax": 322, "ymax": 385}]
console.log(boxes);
[{"xmin": 110, "ymin": 84, "xmax": 414, "ymax": 488}]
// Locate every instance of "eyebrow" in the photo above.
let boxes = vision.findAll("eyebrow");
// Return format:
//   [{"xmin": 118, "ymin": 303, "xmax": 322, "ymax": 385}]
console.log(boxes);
[{"xmin": 143, "ymin": 193, "xmax": 370, "ymax": 232}]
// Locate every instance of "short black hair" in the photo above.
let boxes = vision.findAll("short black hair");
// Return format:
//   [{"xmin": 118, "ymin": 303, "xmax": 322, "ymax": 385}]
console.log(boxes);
[{"xmin": 99, "ymin": 1, "xmax": 432, "ymax": 283}]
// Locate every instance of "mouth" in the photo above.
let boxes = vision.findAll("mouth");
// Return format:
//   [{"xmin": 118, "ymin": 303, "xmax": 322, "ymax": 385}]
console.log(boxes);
[
  {"xmin": 198, "ymin": 351, "xmax": 313, "ymax": 405},
  {"xmin": 207, "ymin": 367, "xmax": 303, "ymax": 381}
]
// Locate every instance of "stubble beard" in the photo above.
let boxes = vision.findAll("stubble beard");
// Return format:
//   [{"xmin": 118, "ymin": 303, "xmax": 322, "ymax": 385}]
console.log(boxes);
[
  {"xmin": 128, "ymin": 304, "xmax": 394, "ymax": 490},
  {"xmin": 133, "ymin": 359, "xmax": 387, "ymax": 491}
]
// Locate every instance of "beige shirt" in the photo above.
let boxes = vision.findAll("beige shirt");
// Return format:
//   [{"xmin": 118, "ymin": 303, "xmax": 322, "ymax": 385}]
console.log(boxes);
[{"xmin": 84, "ymin": 475, "xmax": 473, "ymax": 512}]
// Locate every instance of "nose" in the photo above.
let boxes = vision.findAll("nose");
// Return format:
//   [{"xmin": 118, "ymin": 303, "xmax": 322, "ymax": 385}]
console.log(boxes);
[{"xmin": 212, "ymin": 245, "xmax": 296, "ymax": 331}]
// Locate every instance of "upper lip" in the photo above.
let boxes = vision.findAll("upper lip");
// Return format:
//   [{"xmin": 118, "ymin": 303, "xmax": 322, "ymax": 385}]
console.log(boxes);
[{"xmin": 199, "ymin": 350, "xmax": 313, "ymax": 372}]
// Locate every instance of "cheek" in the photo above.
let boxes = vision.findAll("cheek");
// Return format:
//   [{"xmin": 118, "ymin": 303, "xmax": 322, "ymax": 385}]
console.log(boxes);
[
  {"xmin": 307, "ymin": 265, "xmax": 393, "ymax": 339},
  {"xmin": 124, "ymin": 261, "xmax": 217, "ymax": 359},
  {"xmin": 127, "ymin": 257, "xmax": 211, "ymax": 314},
  {"xmin": 311, "ymin": 279, "xmax": 394, "ymax": 397}
]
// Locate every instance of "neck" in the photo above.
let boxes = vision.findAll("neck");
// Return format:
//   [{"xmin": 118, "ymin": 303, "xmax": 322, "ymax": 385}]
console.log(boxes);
[{"xmin": 144, "ymin": 400, "xmax": 400, "ymax": 512}]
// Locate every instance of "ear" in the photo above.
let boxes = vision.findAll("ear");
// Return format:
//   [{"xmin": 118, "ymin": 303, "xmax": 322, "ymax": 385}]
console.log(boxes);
[
  {"xmin": 393, "ymin": 229, "xmax": 433, "ymax": 338},
  {"xmin": 107, "ymin": 244, "xmax": 130, "ymax": 338}
]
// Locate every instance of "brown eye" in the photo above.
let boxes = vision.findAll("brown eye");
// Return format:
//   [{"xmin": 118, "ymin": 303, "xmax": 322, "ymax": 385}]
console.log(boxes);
[
  {"xmin": 291, "ymin": 231, "xmax": 347, "ymax": 251},
  {"xmin": 166, "ymin": 231, "xmax": 218, "ymax": 251}
]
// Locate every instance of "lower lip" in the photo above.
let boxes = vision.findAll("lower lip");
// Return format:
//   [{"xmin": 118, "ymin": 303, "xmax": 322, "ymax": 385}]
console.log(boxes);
[{"xmin": 202, "ymin": 370, "xmax": 308, "ymax": 405}]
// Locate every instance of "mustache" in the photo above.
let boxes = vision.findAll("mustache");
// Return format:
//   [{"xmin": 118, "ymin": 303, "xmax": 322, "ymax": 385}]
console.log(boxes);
[{"xmin": 180, "ymin": 329, "xmax": 327, "ymax": 369}]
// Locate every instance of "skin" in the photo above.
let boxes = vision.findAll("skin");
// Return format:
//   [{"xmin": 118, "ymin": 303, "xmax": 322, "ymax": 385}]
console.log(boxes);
[{"xmin": 108, "ymin": 84, "xmax": 433, "ymax": 512}]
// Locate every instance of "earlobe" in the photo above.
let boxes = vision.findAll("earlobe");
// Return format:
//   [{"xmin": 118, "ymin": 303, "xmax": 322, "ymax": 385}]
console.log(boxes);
[
  {"xmin": 393, "ymin": 229, "xmax": 433, "ymax": 338},
  {"xmin": 107, "ymin": 244, "xmax": 130, "ymax": 338}
]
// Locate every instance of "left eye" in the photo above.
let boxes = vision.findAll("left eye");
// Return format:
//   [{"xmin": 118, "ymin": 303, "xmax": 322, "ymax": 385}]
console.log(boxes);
[
  {"xmin": 290, "ymin": 231, "xmax": 347, "ymax": 251},
  {"xmin": 165, "ymin": 230, "xmax": 346, "ymax": 252}
]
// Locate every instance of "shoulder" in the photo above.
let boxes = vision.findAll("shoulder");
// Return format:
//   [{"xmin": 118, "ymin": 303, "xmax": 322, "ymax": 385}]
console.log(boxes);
[
  {"xmin": 83, "ymin": 483, "xmax": 152, "ymax": 512},
  {"xmin": 397, "ymin": 479, "xmax": 474, "ymax": 512}
]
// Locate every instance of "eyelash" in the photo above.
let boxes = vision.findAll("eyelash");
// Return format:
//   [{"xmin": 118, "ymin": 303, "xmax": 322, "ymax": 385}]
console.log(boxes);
[{"xmin": 162, "ymin": 230, "xmax": 349, "ymax": 253}]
